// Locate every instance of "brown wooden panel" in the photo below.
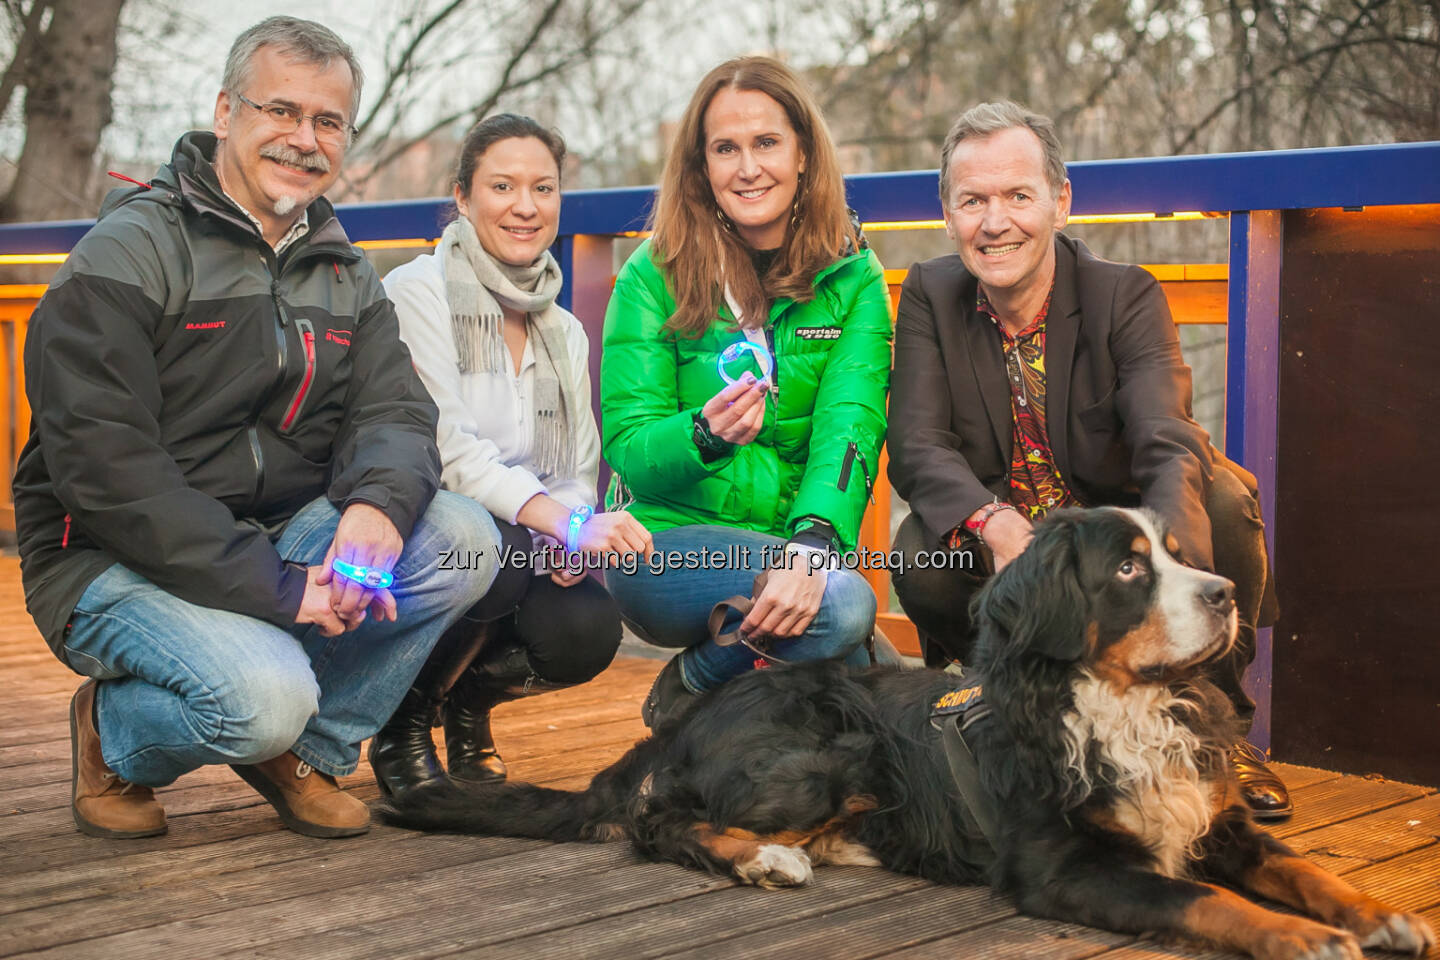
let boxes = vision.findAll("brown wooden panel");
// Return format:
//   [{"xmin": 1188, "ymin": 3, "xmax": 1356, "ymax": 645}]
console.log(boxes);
[{"xmin": 1272, "ymin": 204, "xmax": 1440, "ymax": 785}]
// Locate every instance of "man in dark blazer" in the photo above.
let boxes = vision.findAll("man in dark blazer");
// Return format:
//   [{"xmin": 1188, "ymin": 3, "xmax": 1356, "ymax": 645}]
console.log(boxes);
[{"xmin": 887, "ymin": 101, "xmax": 1287, "ymax": 819}]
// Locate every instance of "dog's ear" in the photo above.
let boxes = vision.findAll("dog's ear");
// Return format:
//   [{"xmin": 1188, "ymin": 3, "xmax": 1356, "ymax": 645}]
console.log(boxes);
[{"xmin": 973, "ymin": 515, "xmax": 1090, "ymax": 662}]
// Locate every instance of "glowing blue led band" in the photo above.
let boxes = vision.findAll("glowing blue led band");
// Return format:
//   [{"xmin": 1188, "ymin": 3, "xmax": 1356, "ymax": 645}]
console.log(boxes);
[
  {"xmin": 331, "ymin": 558, "xmax": 394, "ymax": 589},
  {"xmin": 566, "ymin": 504, "xmax": 594, "ymax": 553},
  {"xmin": 716, "ymin": 339, "xmax": 774, "ymax": 386}
]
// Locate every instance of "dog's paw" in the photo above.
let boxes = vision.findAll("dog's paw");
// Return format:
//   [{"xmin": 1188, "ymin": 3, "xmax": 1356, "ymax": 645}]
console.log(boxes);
[
  {"xmin": 734, "ymin": 844, "xmax": 813, "ymax": 889},
  {"xmin": 1357, "ymin": 911, "xmax": 1436, "ymax": 955},
  {"xmin": 1256, "ymin": 921, "xmax": 1361, "ymax": 960}
]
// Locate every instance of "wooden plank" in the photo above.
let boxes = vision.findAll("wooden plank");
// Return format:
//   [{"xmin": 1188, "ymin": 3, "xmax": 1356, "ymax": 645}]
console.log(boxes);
[
  {"xmin": 1285, "ymin": 792, "xmax": 1440, "ymax": 873},
  {"xmin": 658, "ymin": 884, "xmax": 1015, "ymax": 960},
  {"xmin": 2, "ymin": 832, "xmax": 569, "ymax": 958},
  {"xmin": 1272, "ymin": 775, "xmax": 1431, "ymax": 839},
  {"xmin": 884, "ymin": 914, "xmax": 1132, "ymax": 960},
  {"xmin": 27, "ymin": 847, "xmax": 726, "ymax": 960},
  {"xmin": 432, "ymin": 868, "xmax": 939, "ymax": 960}
]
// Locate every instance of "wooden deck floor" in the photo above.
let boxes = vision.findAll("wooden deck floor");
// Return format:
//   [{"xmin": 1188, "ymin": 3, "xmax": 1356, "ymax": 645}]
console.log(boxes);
[{"xmin": 2, "ymin": 554, "xmax": 1437, "ymax": 959}]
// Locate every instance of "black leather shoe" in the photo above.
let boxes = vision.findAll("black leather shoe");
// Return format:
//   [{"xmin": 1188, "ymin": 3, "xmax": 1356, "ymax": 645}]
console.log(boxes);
[
  {"xmin": 368, "ymin": 685, "xmax": 447, "ymax": 801},
  {"xmin": 641, "ymin": 655, "xmax": 700, "ymax": 730},
  {"xmin": 1231, "ymin": 740, "xmax": 1293, "ymax": 821}
]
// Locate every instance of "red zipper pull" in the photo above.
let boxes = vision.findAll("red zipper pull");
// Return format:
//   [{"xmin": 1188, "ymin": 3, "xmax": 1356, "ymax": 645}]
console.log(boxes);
[{"xmin": 107, "ymin": 171, "xmax": 151, "ymax": 189}]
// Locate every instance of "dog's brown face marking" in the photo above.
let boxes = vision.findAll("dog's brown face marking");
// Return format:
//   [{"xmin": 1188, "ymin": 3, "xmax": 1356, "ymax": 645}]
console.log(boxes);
[
  {"xmin": 1130, "ymin": 535, "xmax": 1151, "ymax": 557},
  {"xmin": 1090, "ymin": 609, "xmax": 1171, "ymax": 691},
  {"xmin": 1164, "ymin": 532, "xmax": 1181, "ymax": 557}
]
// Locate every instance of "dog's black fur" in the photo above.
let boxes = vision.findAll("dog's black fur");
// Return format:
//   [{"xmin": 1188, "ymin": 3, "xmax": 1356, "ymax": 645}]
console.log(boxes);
[{"xmin": 382, "ymin": 508, "xmax": 1434, "ymax": 960}]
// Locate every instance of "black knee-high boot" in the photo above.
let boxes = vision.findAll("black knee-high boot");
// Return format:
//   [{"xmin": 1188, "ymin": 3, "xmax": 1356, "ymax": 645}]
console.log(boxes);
[{"xmin": 443, "ymin": 637, "xmax": 573, "ymax": 784}]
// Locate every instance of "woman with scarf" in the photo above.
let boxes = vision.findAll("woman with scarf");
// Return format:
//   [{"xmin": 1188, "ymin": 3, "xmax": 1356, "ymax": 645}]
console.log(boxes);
[
  {"xmin": 371, "ymin": 114, "xmax": 652, "ymax": 800},
  {"xmin": 602, "ymin": 58, "xmax": 893, "ymax": 729}
]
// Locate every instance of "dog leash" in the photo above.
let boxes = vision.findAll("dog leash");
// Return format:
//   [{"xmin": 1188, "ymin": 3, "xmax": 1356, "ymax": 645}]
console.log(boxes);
[{"xmin": 707, "ymin": 571, "xmax": 793, "ymax": 664}]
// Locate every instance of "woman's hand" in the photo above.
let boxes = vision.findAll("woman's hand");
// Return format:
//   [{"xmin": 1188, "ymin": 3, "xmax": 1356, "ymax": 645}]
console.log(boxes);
[
  {"xmin": 701, "ymin": 373, "xmax": 768, "ymax": 445},
  {"xmin": 741, "ymin": 554, "xmax": 826, "ymax": 639},
  {"xmin": 577, "ymin": 510, "xmax": 654, "ymax": 559}
]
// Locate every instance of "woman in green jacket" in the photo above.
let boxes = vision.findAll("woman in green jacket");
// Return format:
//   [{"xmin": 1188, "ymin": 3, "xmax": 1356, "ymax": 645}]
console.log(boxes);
[{"xmin": 601, "ymin": 56, "xmax": 892, "ymax": 728}]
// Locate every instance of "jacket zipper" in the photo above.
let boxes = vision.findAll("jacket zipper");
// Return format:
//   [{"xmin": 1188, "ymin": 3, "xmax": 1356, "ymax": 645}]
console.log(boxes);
[
  {"xmin": 764, "ymin": 326, "xmax": 780, "ymax": 393},
  {"xmin": 280, "ymin": 318, "xmax": 316, "ymax": 432},
  {"xmin": 837, "ymin": 441, "xmax": 875, "ymax": 503}
]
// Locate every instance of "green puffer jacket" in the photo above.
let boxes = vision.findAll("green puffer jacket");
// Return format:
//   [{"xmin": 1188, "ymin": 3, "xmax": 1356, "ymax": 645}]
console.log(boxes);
[{"xmin": 601, "ymin": 239, "xmax": 891, "ymax": 550}]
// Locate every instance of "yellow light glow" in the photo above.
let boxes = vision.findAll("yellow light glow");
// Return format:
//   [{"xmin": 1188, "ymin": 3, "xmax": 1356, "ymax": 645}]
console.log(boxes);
[
  {"xmin": 0, "ymin": 253, "xmax": 69, "ymax": 265},
  {"xmin": 353, "ymin": 238, "xmax": 437, "ymax": 251},
  {"xmin": 1069, "ymin": 211, "xmax": 1212, "ymax": 225},
  {"xmin": 862, "ymin": 220, "xmax": 947, "ymax": 232},
  {"xmin": 861, "ymin": 211, "xmax": 1215, "ymax": 231}
]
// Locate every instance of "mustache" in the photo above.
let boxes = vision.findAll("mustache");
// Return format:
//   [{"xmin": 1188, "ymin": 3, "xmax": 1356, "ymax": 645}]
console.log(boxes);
[{"xmin": 259, "ymin": 143, "xmax": 331, "ymax": 173}]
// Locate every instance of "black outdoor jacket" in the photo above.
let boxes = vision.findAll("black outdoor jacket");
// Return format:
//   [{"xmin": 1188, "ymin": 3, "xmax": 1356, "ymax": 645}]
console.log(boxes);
[{"xmin": 13, "ymin": 131, "xmax": 442, "ymax": 664}]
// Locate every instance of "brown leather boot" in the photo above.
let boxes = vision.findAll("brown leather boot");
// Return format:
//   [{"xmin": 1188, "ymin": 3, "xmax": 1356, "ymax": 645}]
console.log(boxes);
[
  {"xmin": 231, "ymin": 751, "xmax": 370, "ymax": 838},
  {"xmin": 70, "ymin": 680, "xmax": 167, "ymax": 838}
]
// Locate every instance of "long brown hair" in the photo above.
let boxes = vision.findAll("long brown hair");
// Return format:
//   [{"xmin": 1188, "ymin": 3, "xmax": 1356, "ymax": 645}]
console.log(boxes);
[{"xmin": 651, "ymin": 57, "xmax": 856, "ymax": 335}]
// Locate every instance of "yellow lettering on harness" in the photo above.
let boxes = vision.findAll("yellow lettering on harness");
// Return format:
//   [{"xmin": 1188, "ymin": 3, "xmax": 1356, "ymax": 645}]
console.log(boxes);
[{"xmin": 933, "ymin": 687, "xmax": 982, "ymax": 711}]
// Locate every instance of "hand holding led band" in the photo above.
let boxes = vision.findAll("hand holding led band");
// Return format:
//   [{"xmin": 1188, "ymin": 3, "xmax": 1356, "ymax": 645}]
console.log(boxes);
[
  {"xmin": 330, "ymin": 558, "xmax": 394, "ymax": 590},
  {"xmin": 566, "ymin": 504, "xmax": 594, "ymax": 553},
  {"xmin": 717, "ymin": 340, "xmax": 773, "ymax": 387}
]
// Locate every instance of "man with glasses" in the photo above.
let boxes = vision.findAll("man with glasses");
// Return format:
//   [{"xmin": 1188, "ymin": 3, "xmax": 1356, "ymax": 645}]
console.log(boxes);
[{"xmin": 15, "ymin": 17, "xmax": 501, "ymax": 839}]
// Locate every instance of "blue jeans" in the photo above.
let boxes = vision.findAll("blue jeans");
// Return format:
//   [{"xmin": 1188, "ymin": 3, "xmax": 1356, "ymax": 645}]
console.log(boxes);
[
  {"xmin": 605, "ymin": 525, "xmax": 876, "ymax": 693},
  {"xmin": 62, "ymin": 492, "xmax": 500, "ymax": 786}
]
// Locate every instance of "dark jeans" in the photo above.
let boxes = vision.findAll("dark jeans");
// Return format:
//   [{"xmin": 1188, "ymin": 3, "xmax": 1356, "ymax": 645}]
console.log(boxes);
[
  {"xmin": 434, "ymin": 518, "xmax": 622, "ymax": 687},
  {"xmin": 892, "ymin": 458, "xmax": 1277, "ymax": 730}
]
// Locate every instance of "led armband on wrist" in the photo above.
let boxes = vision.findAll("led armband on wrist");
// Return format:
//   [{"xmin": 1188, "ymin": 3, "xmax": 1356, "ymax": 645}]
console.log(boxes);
[
  {"xmin": 566, "ymin": 504, "xmax": 594, "ymax": 553},
  {"xmin": 717, "ymin": 340, "xmax": 774, "ymax": 386},
  {"xmin": 330, "ymin": 558, "xmax": 394, "ymax": 589}
]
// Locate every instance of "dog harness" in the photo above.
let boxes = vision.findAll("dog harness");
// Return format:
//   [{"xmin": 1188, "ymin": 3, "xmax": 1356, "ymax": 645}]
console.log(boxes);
[{"xmin": 931, "ymin": 676, "xmax": 1001, "ymax": 850}]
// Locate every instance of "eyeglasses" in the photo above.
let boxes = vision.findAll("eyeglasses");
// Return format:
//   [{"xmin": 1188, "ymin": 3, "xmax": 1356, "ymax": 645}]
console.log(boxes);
[{"xmin": 234, "ymin": 93, "xmax": 357, "ymax": 146}]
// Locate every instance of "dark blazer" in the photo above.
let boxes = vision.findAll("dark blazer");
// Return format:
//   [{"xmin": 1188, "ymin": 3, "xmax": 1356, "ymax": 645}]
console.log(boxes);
[{"xmin": 888, "ymin": 234, "xmax": 1218, "ymax": 567}]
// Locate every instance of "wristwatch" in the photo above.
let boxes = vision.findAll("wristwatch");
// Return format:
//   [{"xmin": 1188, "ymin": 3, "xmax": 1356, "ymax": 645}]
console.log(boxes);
[{"xmin": 691, "ymin": 412, "xmax": 733, "ymax": 463}]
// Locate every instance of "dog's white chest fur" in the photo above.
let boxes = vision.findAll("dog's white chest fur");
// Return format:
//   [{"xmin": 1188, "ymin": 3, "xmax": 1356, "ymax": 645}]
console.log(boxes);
[{"xmin": 1062, "ymin": 674, "xmax": 1215, "ymax": 878}]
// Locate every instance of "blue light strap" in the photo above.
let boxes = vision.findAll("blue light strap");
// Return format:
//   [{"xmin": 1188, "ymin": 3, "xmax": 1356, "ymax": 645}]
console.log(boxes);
[
  {"xmin": 566, "ymin": 504, "xmax": 594, "ymax": 553},
  {"xmin": 330, "ymin": 558, "xmax": 394, "ymax": 589},
  {"xmin": 716, "ymin": 339, "xmax": 774, "ymax": 386}
]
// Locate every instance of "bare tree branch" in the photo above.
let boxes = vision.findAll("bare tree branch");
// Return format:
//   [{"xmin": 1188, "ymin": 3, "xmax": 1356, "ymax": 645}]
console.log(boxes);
[
  {"xmin": 1173, "ymin": 32, "xmax": 1439, "ymax": 152},
  {"xmin": 0, "ymin": 0, "xmax": 50, "ymax": 120},
  {"xmin": 356, "ymin": 0, "xmax": 469, "ymax": 137}
]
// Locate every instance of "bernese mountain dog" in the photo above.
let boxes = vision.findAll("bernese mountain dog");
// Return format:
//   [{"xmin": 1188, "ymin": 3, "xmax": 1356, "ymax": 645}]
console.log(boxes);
[{"xmin": 382, "ymin": 507, "xmax": 1435, "ymax": 959}]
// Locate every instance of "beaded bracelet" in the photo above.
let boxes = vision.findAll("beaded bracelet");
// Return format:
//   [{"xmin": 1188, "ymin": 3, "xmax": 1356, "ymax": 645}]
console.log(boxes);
[{"xmin": 963, "ymin": 500, "xmax": 1018, "ymax": 543}]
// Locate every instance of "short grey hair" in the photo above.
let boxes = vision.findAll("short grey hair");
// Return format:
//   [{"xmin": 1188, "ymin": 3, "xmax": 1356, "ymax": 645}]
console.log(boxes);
[
  {"xmin": 222, "ymin": 17, "xmax": 365, "ymax": 123},
  {"xmin": 938, "ymin": 100, "xmax": 1067, "ymax": 205}
]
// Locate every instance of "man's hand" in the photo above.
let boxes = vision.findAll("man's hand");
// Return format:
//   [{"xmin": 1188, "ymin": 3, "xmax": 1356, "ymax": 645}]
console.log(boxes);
[
  {"xmin": 296, "ymin": 565, "xmax": 349, "ymax": 636},
  {"xmin": 318, "ymin": 502, "xmax": 403, "ymax": 629},
  {"xmin": 701, "ymin": 374, "xmax": 768, "ymax": 445},
  {"xmin": 984, "ymin": 509, "xmax": 1035, "ymax": 572},
  {"xmin": 742, "ymin": 554, "xmax": 826, "ymax": 639}
]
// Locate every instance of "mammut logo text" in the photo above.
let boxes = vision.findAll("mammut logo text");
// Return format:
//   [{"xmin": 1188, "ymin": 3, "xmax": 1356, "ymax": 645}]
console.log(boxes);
[
  {"xmin": 326, "ymin": 329, "xmax": 351, "ymax": 347},
  {"xmin": 185, "ymin": 321, "xmax": 226, "ymax": 330}
]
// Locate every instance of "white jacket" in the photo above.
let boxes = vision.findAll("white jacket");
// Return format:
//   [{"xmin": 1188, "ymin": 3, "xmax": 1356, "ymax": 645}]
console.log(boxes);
[{"xmin": 384, "ymin": 249, "xmax": 600, "ymax": 526}]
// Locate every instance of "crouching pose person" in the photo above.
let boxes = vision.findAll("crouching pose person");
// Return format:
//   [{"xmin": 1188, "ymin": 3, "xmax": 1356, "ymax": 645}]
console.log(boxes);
[
  {"xmin": 373, "ymin": 115, "xmax": 652, "ymax": 799},
  {"xmin": 600, "ymin": 57, "xmax": 892, "ymax": 729},
  {"xmin": 16, "ymin": 16, "xmax": 501, "ymax": 840}
]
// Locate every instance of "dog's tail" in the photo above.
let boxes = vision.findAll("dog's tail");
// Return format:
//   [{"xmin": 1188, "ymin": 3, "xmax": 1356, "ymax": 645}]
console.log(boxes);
[{"xmin": 377, "ymin": 779, "xmax": 610, "ymax": 841}]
